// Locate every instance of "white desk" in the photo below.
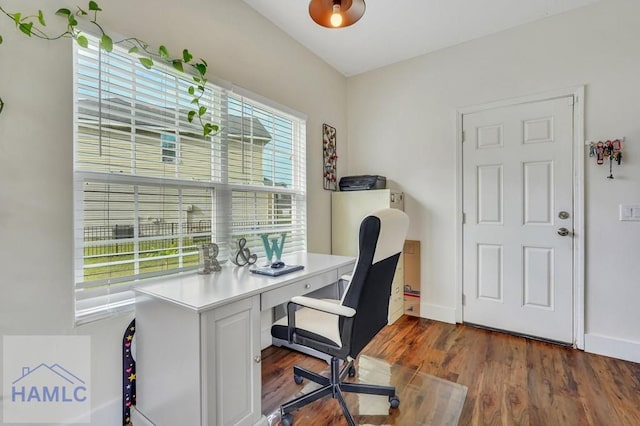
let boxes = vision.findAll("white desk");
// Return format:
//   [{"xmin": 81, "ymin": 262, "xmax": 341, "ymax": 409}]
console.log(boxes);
[{"xmin": 132, "ymin": 252, "xmax": 355, "ymax": 426}]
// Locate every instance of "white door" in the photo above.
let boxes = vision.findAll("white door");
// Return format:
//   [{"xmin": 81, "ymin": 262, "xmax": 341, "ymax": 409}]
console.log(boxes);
[{"xmin": 462, "ymin": 96, "xmax": 574, "ymax": 343}]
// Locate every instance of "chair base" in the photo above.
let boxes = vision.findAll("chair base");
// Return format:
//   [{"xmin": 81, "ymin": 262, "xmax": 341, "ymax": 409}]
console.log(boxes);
[{"xmin": 280, "ymin": 357, "xmax": 399, "ymax": 426}]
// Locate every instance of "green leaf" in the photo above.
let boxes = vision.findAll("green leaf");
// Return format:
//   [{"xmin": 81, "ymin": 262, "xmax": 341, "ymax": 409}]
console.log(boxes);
[
  {"xmin": 198, "ymin": 106, "xmax": 207, "ymax": 117},
  {"xmin": 18, "ymin": 22, "xmax": 33, "ymax": 37},
  {"xmin": 172, "ymin": 60, "xmax": 184, "ymax": 73},
  {"xmin": 195, "ymin": 63, "xmax": 206, "ymax": 76},
  {"xmin": 201, "ymin": 58, "xmax": 208, "ymax": 67},
  {"xmin": 139, "ymin": 57, "xmax": 154, "ymax": 69},
  {"xmin": 68, "ymin": 15, "xmax": 78, "ymax": 26},
  {"xmin": 0, "ymin": 35, "xmax": 3, "ymax": 45},
  {"xmin": 128, "ymin": 46, "xmax": 139, "ymax": 54},
  {"xmin": 100, "ymin": 34, "xmax": 113, "ymax": 52},
  {"xmin": 187, "ymin": 111, "xmax": 196, "ymax": 123},
  {"xmin": 193, "ymin": 77, "xmax": 201, "ymax": 83},
  {"xmin": 183, "ymin": 49, "xmax": 193, "ymax": 63},
  {"xmin": 89, "ymin": 1, "xmax": 102, "ymax": 11},
  {"xmin": 158, "ymin": 45, "xmax": 169, "ymax": 59},
  {"xmin": 77, "ymin": 35, "xmax": 89, "ymax": 48},
  {"xmin": 203, "ymin": 123, "xmax": 219, "ymax": 137},
  {"xmin": 77, "ymin": 7, "xmax": 88, "ymax": 16},
  {"xmin": 38, "ymin": 10, "xmax": 46, "ymax": 26},
  {"xmin": 56, "ymin": 8, "xmax": 72, "ymax": 16},
  {"xmin": 11, "ymin": 13, "xmax": 21, "ymax": 26},
  {"xmin": 188, "ymin": 86, "xmax": 195, "ymax": 95},
  {"xmin": 197, "ymin": 85, "xmax": 205, "ymax": 92},
  {"xmin": 191, "ymin": 98, "xmax": 199, "ymax": 105}
]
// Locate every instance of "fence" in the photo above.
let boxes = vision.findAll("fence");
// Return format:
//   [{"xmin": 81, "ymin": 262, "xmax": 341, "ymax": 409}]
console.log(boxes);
[
  {"xmin": 83, "ymin": 219, "xmax": 290, "ymax": 258},
  {"xmin": 83, "ymin": 221, "xmax": 212, "ymax": 257}
]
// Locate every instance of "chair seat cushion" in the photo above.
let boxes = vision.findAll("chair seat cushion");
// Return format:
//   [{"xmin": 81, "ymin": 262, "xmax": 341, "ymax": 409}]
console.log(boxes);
[{"xmin": 271, "ymin": 299, "xmax": 342, "ymax": 348}]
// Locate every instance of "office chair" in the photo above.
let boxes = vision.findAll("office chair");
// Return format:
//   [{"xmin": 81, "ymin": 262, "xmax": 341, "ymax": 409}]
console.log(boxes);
[{"xmin": 271, "ymin": 208, "xmax": 409, "ymax": 426}]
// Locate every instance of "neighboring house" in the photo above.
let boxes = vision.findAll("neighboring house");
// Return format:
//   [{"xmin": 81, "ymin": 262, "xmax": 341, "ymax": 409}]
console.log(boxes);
[
  {"xmin": 77, "ymin": 97, "xmax": 275, "ymax": 226},
  {"xmin": 76, "ymin": 97, "xmax": 289, "ymax": 281}
]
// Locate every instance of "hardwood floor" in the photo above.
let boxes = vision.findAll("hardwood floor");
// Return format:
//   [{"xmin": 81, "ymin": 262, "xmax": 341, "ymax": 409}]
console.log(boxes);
[{"xmin": 261, "ymin": 315, "xmax": 640, "ymax": 425}]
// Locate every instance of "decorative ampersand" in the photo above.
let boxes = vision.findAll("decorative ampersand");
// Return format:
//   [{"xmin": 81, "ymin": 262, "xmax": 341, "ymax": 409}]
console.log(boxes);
[{"xmin": 231, "ymin": 238, "xmax": 257, "ymax": 266}]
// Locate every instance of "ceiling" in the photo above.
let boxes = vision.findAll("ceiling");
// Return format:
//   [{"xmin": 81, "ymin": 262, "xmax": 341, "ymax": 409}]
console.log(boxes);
[{"xmin": 243, "ymin": 0, "xmax": 600, "ymax": 77}]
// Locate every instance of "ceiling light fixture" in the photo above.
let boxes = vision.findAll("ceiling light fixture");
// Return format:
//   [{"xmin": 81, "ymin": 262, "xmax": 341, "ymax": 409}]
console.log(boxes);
[{"xmin": 309, "ymin": 0, "xmax": 366, "ymax": 29}]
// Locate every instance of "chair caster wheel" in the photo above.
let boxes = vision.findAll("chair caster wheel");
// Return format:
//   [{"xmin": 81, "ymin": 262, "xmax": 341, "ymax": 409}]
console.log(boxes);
[
  {"xmin": 293, "ymin": 374, "xmax": 303, "ymax": 385},
  {"xmin": 348, "ymin": 365, "xmax": 356, "ymax": 377},
  {"xmin": 282, "ymin": 412, "xmax": 294, "ymax": 426},
  {"xmin": 389, "ymin": 395, "xmax": 400, "ymax": 409}
]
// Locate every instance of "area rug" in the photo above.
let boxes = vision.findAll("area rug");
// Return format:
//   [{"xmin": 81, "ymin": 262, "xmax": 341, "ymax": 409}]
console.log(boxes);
[{"xmin": 265, "ymin": 355, "xmax": 467, "ymax": 425}]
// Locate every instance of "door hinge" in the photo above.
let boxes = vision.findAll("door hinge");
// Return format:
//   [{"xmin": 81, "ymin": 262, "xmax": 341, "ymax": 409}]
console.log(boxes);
[
  {"xmin": 462, "ymin": 294, "xmax": 466, "ymax": 306},
  {"xmin": 462, "ymin": 212, "xmax": 466, "ymax": 224}
]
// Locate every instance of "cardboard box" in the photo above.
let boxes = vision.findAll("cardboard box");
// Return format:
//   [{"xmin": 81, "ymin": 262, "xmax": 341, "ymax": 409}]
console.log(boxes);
[{"xmin": 403, "ymin": 240, "xmax": 420, "ymax": 316}]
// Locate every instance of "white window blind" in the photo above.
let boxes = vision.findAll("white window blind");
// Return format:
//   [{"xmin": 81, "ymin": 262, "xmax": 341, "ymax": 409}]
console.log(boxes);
[{"xmin": 74, "ymin": 36, "xmax": 306, "ymax": 323}]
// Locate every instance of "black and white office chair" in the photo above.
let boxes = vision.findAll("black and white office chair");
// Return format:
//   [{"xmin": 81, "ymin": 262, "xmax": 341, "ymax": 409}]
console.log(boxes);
[{"xmin": 271, "ymin": 208, "xmax": 410, "ymax": 426}]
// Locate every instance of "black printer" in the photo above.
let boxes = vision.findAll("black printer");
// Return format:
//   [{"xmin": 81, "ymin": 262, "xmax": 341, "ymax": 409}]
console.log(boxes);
[{"xmin": 338, "ymin": 175, "xmax": 387, "ymax": 191}]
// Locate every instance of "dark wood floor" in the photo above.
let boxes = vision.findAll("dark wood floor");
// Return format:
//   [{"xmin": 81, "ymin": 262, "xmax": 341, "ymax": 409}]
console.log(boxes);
[{"xmin": 261, "ymin": 315, "xmax": 640, "ymax": 425}]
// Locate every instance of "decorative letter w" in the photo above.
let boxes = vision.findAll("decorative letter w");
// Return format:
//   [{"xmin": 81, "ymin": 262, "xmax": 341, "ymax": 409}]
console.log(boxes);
[{"xmin": 260, "ymin": 234, "xmax": 286, "ymax": 262}]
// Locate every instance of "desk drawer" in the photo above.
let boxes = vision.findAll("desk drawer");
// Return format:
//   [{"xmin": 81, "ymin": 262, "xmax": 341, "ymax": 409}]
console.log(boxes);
[{"xmin": 261, "ymin": 270, "xmax": 338, "ymax": 311}]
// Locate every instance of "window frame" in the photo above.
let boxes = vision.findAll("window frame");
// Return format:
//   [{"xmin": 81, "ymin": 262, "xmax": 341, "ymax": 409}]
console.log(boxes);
[{"xmin": 73, "ymin": 36, "xmax": 307, "ymax": 324}]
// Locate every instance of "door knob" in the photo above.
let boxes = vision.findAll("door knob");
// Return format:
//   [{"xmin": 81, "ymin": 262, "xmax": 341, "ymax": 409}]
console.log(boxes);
[{"xmin": 557, "ymin": 227, "xmax": 570, "ymax": 236}]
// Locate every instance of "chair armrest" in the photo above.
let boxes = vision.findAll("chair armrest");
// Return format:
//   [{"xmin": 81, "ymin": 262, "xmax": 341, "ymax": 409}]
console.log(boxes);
[{"xmin": 290, "ymin": 296, "xmax": 356, "ymax": 318}]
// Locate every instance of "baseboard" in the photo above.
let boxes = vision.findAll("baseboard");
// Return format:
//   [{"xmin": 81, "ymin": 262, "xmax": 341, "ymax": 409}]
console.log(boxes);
[
  {"xmin": 419, "ymin": 302, "xmax": 456, "ymax": 324},
  {"xmin": 584, "ymin": 333, "xmax": 640, "ymax": 363}
]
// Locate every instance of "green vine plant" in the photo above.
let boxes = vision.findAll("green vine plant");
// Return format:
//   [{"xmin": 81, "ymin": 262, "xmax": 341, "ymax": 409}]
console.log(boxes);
[{"xmin": 0, "ymin": 1, "xmax": 219, "ymax": 136}]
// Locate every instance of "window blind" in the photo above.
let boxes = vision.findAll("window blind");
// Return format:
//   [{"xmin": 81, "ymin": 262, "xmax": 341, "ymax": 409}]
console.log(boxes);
[{"xmin": 74, "ymin": 36, "xmax": 306, "ymax": 323}]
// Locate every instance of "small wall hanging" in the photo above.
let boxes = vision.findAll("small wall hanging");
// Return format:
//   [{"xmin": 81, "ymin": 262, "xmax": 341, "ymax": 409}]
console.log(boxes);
[
  {"xmin": 322, "ymin": 123, "xmax": 338, "ymax": 190},
  {"xmin": 588, "ymin": 138, "xmax": 624, "ymax": 179}
]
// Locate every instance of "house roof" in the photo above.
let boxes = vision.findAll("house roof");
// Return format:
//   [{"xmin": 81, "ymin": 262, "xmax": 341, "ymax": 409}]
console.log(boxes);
[{"xmin": 77, "ymin": 97, "xmax": 272, "ymax": 142}]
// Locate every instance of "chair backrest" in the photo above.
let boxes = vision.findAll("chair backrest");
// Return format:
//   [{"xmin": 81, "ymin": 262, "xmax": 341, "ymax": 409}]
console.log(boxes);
[{"xmin": 339, "ymin": 208, "xmax": 409, "ymax": 358}]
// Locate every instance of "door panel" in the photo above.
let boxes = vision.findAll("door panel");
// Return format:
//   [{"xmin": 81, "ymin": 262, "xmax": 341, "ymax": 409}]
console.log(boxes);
[
  {"xmin": 477, "ymin": 244, "xmax": 503, "ymax": 301},
  {"xmin": 477, "ymin": 165, "xmax": 503, "ymax": 224},
  {"xmin": 523, "ymin": 161, "xmax": 553, "ymax": 224},
  {"xmin": 463, "ymin": 96, "xmax": 574, "ymax": 343},
  {"xmin": 523, "ymin": 246, "xmax": 554, "ymax": 309}
]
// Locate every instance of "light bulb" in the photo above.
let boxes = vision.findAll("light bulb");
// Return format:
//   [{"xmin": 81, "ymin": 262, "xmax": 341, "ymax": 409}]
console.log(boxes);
[{"xmin": 330, "ymin": 4, "xmax": 343, "ymax": 27}]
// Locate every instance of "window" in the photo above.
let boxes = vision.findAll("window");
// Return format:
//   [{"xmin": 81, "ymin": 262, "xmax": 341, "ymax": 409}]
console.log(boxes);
[
  {"xmin": 74, "ymin": 36, "xmax": 307, "ymax": 323},
  {"xmin": 161, "ymin": 133, "xmax": 177, "ymax": 163}
]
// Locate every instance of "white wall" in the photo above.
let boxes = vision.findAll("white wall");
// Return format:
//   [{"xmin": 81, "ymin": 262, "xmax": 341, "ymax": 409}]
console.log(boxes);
[
  {"xmin": 0, "ymin": 0, "xmax": 346, "ymax": 423},
  {"xmin": 347, "ymin": 0, "xmax": 640, "ymax": 362}
]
